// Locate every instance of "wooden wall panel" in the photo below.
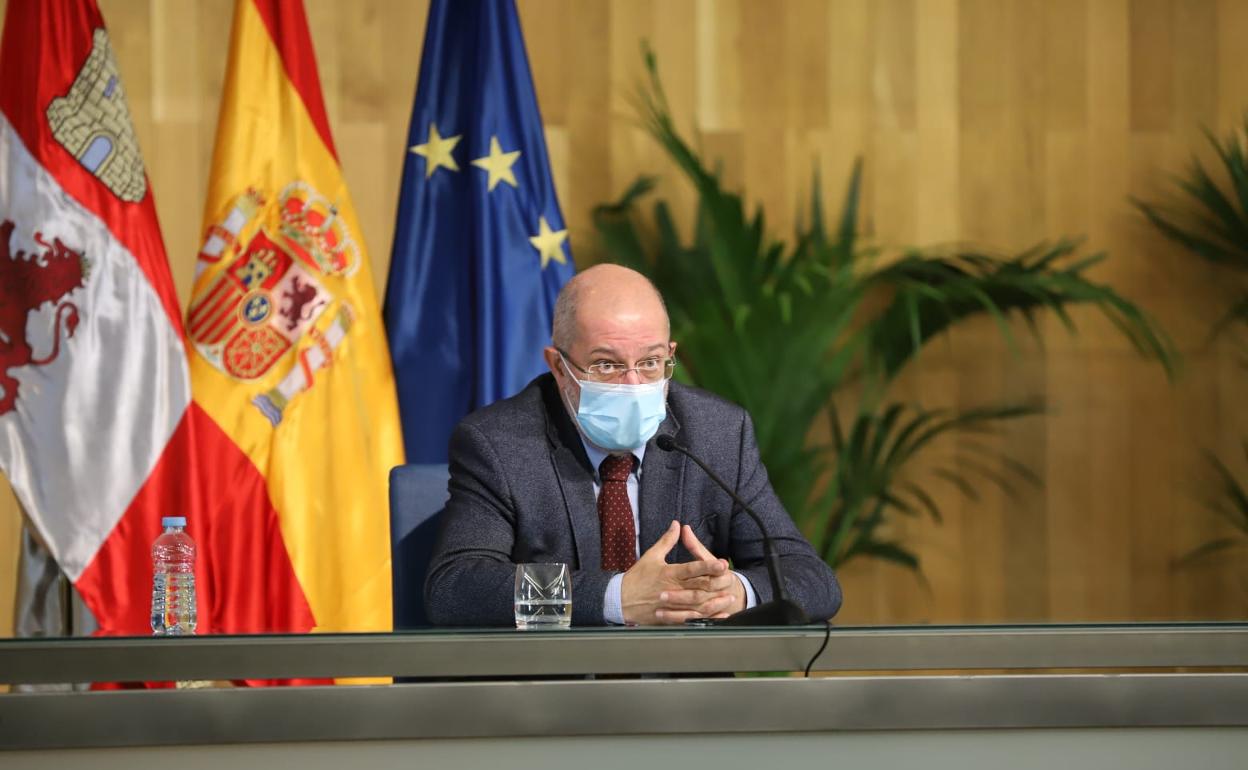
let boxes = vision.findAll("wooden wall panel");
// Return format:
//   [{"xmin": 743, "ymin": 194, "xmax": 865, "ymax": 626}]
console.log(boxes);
[{"xmin": 0, "ymin": 0, "xmax": 1245, "ymax": 636}]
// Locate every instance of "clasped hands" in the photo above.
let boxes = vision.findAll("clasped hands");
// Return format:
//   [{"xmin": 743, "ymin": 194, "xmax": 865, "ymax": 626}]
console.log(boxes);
[{"xmin": 620, "ymin": 520, "xmax": 746, "ymax": 625}]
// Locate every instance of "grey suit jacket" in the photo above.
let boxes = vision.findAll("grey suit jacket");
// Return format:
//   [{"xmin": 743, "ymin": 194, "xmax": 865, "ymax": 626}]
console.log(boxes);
[{"xmin": 424, "ymin": 374, "xmax": 842, "ymax": 626}]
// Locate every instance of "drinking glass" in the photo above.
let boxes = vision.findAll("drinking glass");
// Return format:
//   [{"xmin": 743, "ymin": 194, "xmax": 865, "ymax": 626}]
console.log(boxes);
[{"xmin": 514, "ymin": 563, "xmax": 571, "ymax": 629}]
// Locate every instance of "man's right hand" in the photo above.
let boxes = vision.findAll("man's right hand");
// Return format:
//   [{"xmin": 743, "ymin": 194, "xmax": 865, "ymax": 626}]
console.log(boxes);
[{"xmin": 620, "ymin": 521, "xmax": 737, "ymax": 625}]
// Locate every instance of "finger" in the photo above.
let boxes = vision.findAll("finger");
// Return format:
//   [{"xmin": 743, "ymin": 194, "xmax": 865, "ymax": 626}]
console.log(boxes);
[
  {"xmin": 674, "ymin": 571, "xmax": 734, "ymax": 593},
  {"xmin": 693, "ymin": 594, "xmax": 736, "ymax": 616},
  {"xmin": 658, "ymin": 588, "xmax": 723, "ymax": 608},
  {"xmin": 700, "ymin": 573, "xmax": 736, "ymax": 593},
  {"xmin": 642, "ymin": 521, "xmax": 681, "ymax": 560},
  {"xmin": 681, "ymin": 525, "xmax": 717, "ymax": 561},
  {"xmin": 655, "ymin": 594, "xmax": 735, "ymax": 623},
  {"xmin": 653, "ymin": 607, "xmax": 713, "ymax": 624},
  {"xmin": 667, "ymin": 559, "xmax": 724, "ymax": 581}
]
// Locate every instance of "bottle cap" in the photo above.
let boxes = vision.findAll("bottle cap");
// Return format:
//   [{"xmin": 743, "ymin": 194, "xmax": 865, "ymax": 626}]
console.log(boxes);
[{"xmin": 161, "ymin": 516, "xmax": 187, "ymax": 528}]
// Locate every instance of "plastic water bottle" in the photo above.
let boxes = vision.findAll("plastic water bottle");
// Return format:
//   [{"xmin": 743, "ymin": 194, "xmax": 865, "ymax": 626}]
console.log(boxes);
[{"xmin": 151, "ymin": 516, "xmax": 197, "ymax": 636}]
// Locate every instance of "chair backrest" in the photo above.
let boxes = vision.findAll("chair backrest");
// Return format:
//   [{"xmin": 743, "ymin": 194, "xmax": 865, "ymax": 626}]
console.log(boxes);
[{"xmin": 388, "ymin": 463, "xmax": 450, "ymax": 629}]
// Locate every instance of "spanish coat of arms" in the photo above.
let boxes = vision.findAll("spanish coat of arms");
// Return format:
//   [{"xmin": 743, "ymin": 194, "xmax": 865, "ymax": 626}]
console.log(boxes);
[{"xmin": 189, "ymin": 182, "xmax": 360, "ymax": 426}]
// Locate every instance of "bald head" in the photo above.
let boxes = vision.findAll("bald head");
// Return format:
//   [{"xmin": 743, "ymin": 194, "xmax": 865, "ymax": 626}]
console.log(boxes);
[
  {"xmin": 551, "ymin": 264, "xmax": 669, "ymax": 350},
  {"xmin": 544, "ymin": 264, "xmax": 676, "ymax": 409}
]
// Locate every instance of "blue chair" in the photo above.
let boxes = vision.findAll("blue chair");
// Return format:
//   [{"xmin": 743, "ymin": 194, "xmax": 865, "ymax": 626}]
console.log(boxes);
[{"xmin": 389, "ymin": 464, "xmax": 450, "ymax": 629}]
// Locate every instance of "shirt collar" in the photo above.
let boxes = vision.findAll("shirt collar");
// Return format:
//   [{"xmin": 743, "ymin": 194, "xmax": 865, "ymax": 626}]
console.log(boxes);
[{"xmin": 582, "ymin": 438, "xmax": 645, "ymax": 482}]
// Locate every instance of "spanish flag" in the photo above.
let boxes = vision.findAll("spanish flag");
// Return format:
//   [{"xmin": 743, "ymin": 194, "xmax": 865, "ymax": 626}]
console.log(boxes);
[{"xmin": 189, "ymin": 0, "xmax": 403, "ymax": 633}]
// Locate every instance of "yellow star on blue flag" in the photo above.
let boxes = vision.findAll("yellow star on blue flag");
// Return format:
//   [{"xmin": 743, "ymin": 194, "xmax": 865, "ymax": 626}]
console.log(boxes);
[
  {"xmin": 529, "ymin": 217, "xmax": 568, "ymax": 268},
  {"xmin": 409, "ymin": 123, "xmax": 461, "ymax": 178},
  {"xmin": 472, "ymin": 136, "xmax": 520, "ymax": 191}
]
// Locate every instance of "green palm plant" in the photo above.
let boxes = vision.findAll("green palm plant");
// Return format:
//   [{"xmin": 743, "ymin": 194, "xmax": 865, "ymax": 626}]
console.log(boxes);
[
  {"xmin": 1174, "ymin": 445, "xmax": 1248, "ymax": 568},
  {"xmin": 1135, "ymin": 119, "xmax": 1248, "ymax": 568},
  {"xmin": 595, "ymin": 49, "xmax": 1175, "ymax": 571}
]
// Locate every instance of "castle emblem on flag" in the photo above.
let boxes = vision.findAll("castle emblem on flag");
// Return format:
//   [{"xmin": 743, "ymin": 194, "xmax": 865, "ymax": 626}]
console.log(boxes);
[
  {"xmin": 0, "ymin": 220, "xmax": 89, "ymax": 417},
  {"xmin": 189, "ymin": 182, "xmax": 361, "ymax": 426},
  {"xmin": 45, "ymin": 29, "xmax": 146, "ymax": 202}
]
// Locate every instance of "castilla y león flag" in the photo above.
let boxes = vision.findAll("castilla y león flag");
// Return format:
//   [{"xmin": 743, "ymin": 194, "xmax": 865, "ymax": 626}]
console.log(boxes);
[
  {"xmin": 188, "ymin": 0, "xmax": 404, "ymax": 633},
  {"xmin": 0, "ymin": 0, "xmax": 320, "ymax": 639}
]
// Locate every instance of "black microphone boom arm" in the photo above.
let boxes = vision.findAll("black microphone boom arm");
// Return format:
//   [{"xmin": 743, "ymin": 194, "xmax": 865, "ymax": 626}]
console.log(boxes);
[{"xmin": 655, "ymin": 434, "xmax": 810, "ymax": 626}]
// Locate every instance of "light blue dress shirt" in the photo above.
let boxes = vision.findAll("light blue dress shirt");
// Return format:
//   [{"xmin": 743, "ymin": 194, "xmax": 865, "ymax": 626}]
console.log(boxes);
[{"xmin": 579, "ymin": 440, "xmax": 758, "ymax": 624}]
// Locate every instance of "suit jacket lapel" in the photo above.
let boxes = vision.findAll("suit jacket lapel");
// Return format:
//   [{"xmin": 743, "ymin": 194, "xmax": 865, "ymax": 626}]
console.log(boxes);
[
  {"xmin": 638, "ymin": 412, "xmax": 684, "ymax": 554},
  {"xmin": 543, "ymin": 377, "xmax": 599, "ymax": 569}
]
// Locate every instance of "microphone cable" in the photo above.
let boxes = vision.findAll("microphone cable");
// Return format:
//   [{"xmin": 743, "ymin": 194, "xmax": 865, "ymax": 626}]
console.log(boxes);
[{"xmin": 803, "ymin": 619, "xmax": 833, "ymax": 678}]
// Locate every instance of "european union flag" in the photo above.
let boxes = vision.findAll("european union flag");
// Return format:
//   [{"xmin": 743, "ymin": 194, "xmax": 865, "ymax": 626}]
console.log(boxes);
[{"xmin": 384, "ymin": 0, "xmax": 575, "ymax": 463}]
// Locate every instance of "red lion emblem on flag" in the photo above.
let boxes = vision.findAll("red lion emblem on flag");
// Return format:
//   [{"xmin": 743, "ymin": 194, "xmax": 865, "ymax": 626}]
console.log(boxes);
[{"xmin": 0, "ymin": 220, "xmax": 87, "ymax": 416}]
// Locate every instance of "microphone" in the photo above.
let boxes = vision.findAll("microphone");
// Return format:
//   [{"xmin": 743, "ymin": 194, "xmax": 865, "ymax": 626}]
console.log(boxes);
[{"xmin": 655, "ymin": 434, "xmax": 810, "ymax": 626}]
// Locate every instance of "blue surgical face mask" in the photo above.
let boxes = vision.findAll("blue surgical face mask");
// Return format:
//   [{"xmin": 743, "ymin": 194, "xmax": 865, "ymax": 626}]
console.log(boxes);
[{"xmin": 560, "ymin": 356, "xmax": 667, "ymax": 452}]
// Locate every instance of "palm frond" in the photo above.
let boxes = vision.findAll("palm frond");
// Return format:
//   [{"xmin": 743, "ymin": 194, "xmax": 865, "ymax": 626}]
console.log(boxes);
[
  {"xmin": 1172, "ymin": 447, "xmax": 1248, "ymax": 570},
  {"xmin": 1205, "ymin": 448, "xmax": 1248, "ymax": 535},
  {"xmin": 1136, "ymin": 118, "xmax": 1248, "ymax": 576},
  {"xmin": 1211, "ymin": 294, "xmax": 1248, "ymax": 340},
  {"xmin": 864, "ymin": 243, "xmax": 1178, "ymax": 380},
  {"xmin": 813, "ymin": 402, "xmax": 1040, "ymax": 568},
  {"xmin": 1131, "ymin": 118, "xmax": 1248, "ymax": 273},
  {"xmin": 1173, "ymin": 538, "xmax": 1246, "ymax": 568}
]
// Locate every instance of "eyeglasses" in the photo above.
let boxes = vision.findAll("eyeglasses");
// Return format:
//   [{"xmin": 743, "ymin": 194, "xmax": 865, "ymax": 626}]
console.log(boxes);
[{"xmin": 558, "ymin": 349, "xmax": 676, "ymax": 383}]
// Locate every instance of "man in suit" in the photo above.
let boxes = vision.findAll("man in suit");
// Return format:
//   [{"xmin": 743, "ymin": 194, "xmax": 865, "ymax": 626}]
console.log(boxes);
[{"xmin": 425, "ymin": 264, "xmax": 841, "ymax": 626}]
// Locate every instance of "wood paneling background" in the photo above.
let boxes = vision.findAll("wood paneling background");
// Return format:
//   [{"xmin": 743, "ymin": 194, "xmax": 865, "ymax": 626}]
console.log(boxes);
[{"xmin": 1, "ymin": 0, "xmax": 1245, "ymax": 635}]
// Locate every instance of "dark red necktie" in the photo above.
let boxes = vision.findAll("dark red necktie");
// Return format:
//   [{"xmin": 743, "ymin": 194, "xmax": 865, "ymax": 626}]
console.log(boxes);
[{"xmin": 598, "ymin": 454, "xmax": 637, "ymax": 572}]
